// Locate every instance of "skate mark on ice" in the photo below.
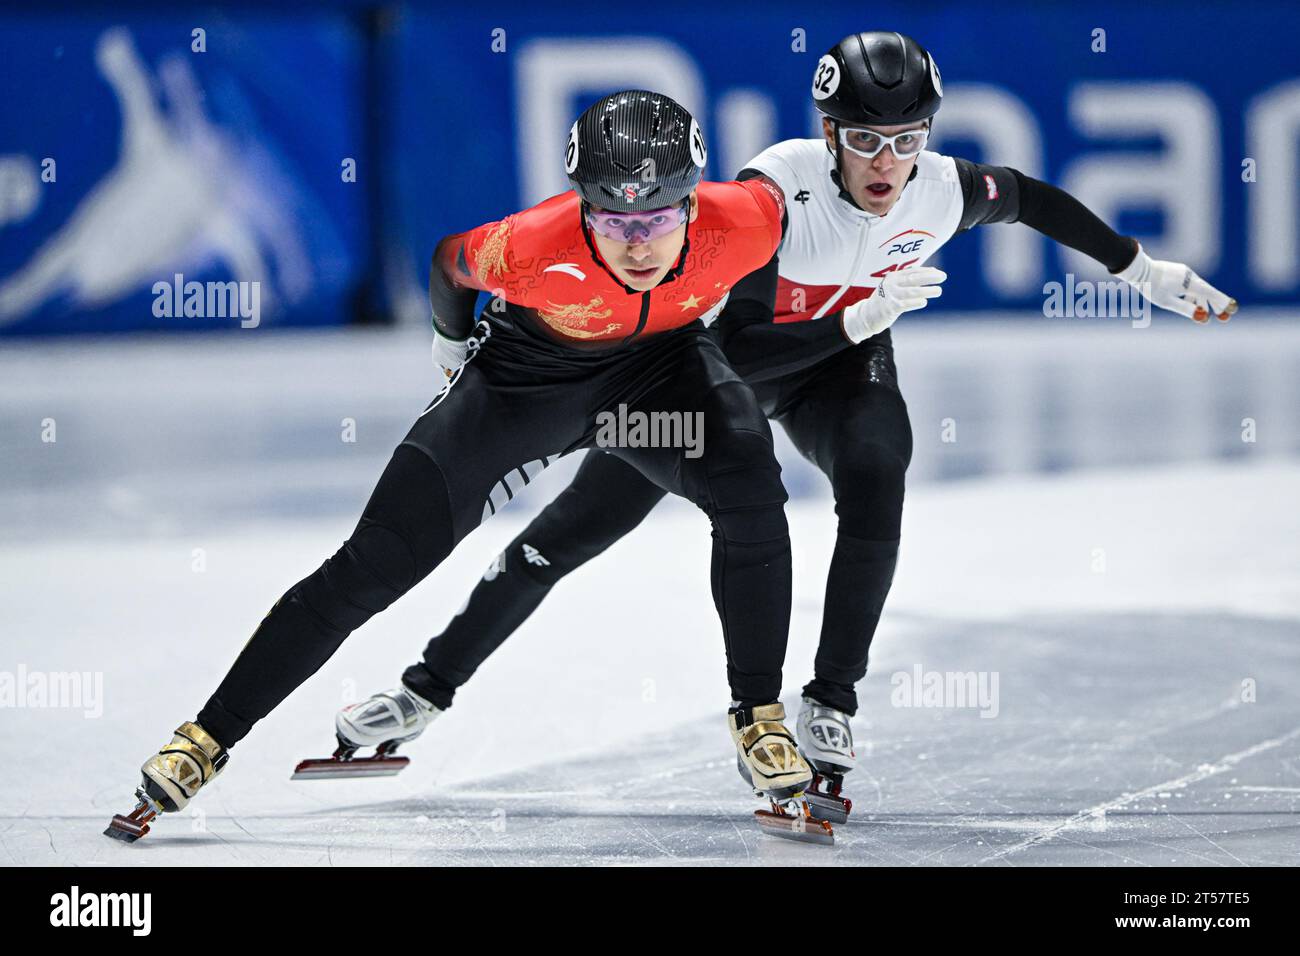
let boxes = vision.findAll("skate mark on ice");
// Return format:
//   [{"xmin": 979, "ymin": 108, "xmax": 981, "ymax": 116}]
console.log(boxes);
[
  {"xmin": 976, "ymin": 723, "xmax": 1300, "ymax": 864},
  {"xmin": 1123, "ymin": 835, "xmax": 1232, "ymax": 867},
  {"xmin": 1167, "ymin": 812, "xmax": 1246, "ymax": 865},
  {"xmin": 1053, "ymin": 833, "xmax": 1147, "ymax": 867},
  {"xmin": 1097, "ymin": 695, "xmax": 1244, "ymax": 754}
]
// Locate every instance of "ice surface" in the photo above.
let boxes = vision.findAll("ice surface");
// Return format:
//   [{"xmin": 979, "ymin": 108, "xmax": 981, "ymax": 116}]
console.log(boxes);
[{"xmin": 1, "ymin": 321, "xmax": 1297, "ymax": 865}]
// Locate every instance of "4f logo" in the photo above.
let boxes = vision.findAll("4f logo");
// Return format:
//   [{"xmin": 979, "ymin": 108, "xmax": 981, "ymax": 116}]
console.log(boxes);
[{"xmin": 794, "ymin": 189, "xmax": 811, "ymax": 204}]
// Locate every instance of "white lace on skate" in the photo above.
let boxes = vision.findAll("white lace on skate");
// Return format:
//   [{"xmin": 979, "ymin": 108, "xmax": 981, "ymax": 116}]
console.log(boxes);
[
  {"xmin": 797, "ymin": 697, "xmax": 856, "ymax": 773},
  {"xmin": 335, "ymin": 686, "xmax": 442, "ymax": 748}
]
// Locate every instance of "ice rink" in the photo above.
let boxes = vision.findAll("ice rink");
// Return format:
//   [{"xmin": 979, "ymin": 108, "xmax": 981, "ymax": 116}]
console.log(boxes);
[{"xmin": 1, "ymin": 318, "xmax": 1298, "ymax": 865}]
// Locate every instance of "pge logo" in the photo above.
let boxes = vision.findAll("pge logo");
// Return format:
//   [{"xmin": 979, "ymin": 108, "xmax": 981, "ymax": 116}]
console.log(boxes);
[
  {"xmin": 888, "ymin": 239, "xmax": 926, "ymax": 255},
  {"xmin": 880, "ymin": 229, "xmax": 933, "ymax": 256}
]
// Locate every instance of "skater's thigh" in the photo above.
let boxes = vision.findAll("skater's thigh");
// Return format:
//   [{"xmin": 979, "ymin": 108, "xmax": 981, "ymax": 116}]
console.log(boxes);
[
  {"xmin": 613, "ymin": 385, "xmax": 784, "ymax": 523},
  {"xmin": 400, "ymin": 363, "xmax": 586, "ymax": 542},
  {"xmin": 778, "ymin": 349, "xmax": 913, "ymax": 481},
  {"xmin": 609, "ymin": 337, "xmax": 776, "ymax": 494}
]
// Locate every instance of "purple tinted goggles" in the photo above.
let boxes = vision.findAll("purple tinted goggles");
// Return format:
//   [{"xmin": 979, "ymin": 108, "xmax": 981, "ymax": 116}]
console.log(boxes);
[{"xmin": 585, "ymin": 204, "xmax": 687, "ymax": 244}]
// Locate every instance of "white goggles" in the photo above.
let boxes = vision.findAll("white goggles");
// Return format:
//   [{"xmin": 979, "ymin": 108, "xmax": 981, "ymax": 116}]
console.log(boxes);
[{"xmin": 837, "ymin": 124, "xmax": 929, "ymax": 160}]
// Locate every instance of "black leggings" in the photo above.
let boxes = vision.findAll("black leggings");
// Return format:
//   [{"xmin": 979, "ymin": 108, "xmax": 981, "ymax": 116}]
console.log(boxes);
[
  {"xmin": 197, "ymin": 326, "xmax": 792, "ymax": 747},
  {"xmin": 406, "ymin": 336, "xmax": 911, "ymax": 716}
]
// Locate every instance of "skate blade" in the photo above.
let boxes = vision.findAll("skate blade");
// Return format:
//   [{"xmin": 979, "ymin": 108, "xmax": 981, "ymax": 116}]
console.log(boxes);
[
  {"xmin": 291, "ymin": 755, "xmax": 410, "ymax": 780},
  {"xmin": 805, "ymin": 791, "xmax": 851, "ymax": 825},
  {"xmin": 754, "ymin": 808, "xmax": 835, "ymax": 846},
  {"xmin": 103, "ymin": 802, "xmax": 157, "ymax": 843}
]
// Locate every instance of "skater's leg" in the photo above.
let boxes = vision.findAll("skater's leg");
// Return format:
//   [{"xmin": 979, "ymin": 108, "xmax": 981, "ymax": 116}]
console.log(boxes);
[
  {"xmin": 197, "ymin": 444, "xmax": 457, "ymax": 747},
  {"xmin": 403, "ymin": 450, "xmax": 668, "ymax": 708},
  {"xmin": 613, "ymin": 347, "xmax": 792, "ymax": 708},
  {"xmin": 197, "ymin": 365, "xmax": 579, "ymax": 748},
  {"xmin": 777, "ymin": 338, "xmax": 912, "ymax": 716}
]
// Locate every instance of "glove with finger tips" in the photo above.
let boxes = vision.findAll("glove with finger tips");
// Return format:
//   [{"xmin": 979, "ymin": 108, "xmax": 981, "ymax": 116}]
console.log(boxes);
[
  {"xmin": 1114, "ymin": 245, "xmax": 1237, "ymax": 324},
  {"xmin": 841, "ymin": 266, "xmax": 947, "ymax": 344}
]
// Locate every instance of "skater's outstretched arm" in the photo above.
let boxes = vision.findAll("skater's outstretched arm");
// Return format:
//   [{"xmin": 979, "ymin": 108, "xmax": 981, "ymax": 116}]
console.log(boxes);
[{"xmin": 954, "ymin": 159, "xmax": 1237, "ymax": 322}]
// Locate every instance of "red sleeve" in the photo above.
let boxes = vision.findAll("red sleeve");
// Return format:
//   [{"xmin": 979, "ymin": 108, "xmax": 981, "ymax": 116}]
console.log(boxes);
[
  {"xmin": 457, "ymin": 216, "xmax": 518, "ymax": 296},
  {"xmin": 738, "ymin": 176, "xmax": 786, "ymax": 255},
  {"xmin": 428, "ymin": 215, "xmax": 522, "ymax": 339}
]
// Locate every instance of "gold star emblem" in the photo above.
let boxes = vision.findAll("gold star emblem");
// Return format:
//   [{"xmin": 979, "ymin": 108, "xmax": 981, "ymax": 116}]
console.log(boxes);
[{"xmin": 676, "ymin": 293, "xmax": 703, "ymax": 311}]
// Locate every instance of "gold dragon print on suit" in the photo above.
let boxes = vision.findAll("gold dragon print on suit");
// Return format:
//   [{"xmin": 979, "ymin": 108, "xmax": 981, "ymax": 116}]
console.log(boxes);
[
  {"xmin": 537, "ymin": 297, "xmax": 622, "ymax": 338},
  {"xmin": 474, "ymin": 219, "xmax": 513, "ymax": 286}
]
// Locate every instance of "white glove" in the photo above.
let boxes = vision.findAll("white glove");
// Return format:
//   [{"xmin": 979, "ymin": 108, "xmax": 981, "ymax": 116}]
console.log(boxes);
[
  {"xmin": 431, "ymin": 329, "xmax": 470, "ymax": 380},
  {"xmin": 841, "ymin": 266, "xmax": 946, "ymax": 344},
  {"xmin": 1115, "ymin": 245, "xmax": 1237, "ymax": 323}
]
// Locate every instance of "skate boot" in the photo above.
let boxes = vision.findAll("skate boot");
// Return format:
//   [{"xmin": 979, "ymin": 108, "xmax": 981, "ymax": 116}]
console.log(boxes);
[
  {"xmin": 104, "ymin": 721, "xmax": 228, "ymax": 843},
  {"xmin": 292, "ymin": 684, "xmax": 443, "ymax": 779},
  {"xmin": 728, "ymin": 702, "xmax": 833, "ymax": 845},
  {"xmin": 796, "ymin": 696, "xmax": 856, "ymax": 823}
]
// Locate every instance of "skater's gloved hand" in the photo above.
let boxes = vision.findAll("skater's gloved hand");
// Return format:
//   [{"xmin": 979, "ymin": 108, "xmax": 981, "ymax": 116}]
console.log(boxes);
[
  {"xmin": 1114, "ymin": 244, "xmax": 1237, "ymax": 323},
  {"xmin": 431, "ymin": 330, "xmax": 470, "ymax": 379},
  {"xmin": 840, "ymin": 266, "xmax": 946, "ymax": 344}
]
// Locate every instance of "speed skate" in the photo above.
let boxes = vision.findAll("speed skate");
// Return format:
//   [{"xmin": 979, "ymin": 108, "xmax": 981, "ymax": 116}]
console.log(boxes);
[
  {"xmin": 292, "ymin": 685, "xmax": 440, "ymax": 779},
  {"xmin": 730, "ymin": 702, "xmax": 836, "ymax": 844},
  {"xmin": 796, "ymin": 698, "xmax": 857, "ymax": 824}
]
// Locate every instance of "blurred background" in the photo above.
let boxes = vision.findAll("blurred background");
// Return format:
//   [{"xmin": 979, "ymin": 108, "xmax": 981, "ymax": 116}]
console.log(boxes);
[{"xmin": 0, "ymin": 1, "xmax": 1298, "ymax": 865}]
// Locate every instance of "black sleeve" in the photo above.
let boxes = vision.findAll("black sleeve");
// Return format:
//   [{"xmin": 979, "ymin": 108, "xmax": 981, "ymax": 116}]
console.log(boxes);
[
  {"xmin": 428, "ymin": 235, "xmax": 479, "ymax": 340},
  {"xmin": 709, "ymin": 168, "xmax": 851, "ymax": 384},
  {"xmin": 711, "ymin": 253, "xmax": 852, "ymax": 384},
  {"xmin": 954, "ymin": 157, "xmax": 1139, "ymax": 273}
]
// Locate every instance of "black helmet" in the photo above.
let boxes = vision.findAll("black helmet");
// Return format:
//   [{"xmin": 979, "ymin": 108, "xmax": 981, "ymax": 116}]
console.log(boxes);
[
  {"xmin": 812, "ymin": 32, "xmax": 942, "ymax": 126},
  {"xmin": 565, "ymin": 90, "xmax": 707, "ymax": 211}
]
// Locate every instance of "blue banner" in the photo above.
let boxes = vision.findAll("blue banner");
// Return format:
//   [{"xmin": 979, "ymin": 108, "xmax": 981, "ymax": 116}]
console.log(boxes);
[
  {"xmin": 2, "ymin": 1, "xmax": 1297, "ymax": 335},
  {"xmin": 388, "ymin": 0, "xmax": 1300, "ymax": 314},
  {"xmin": 0, "ymin": 13, "xmax": 370, "ymax": 334}
]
